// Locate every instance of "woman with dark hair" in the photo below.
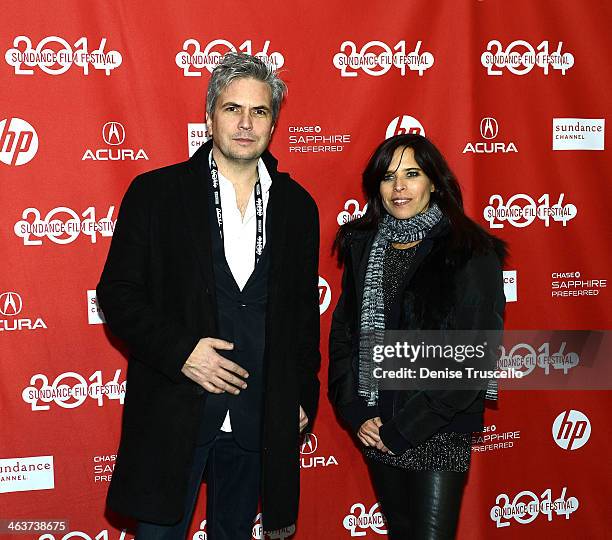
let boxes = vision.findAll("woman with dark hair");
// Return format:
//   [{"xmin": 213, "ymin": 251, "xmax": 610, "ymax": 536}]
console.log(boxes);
[{"xmin": 328, "ymin": 134, "xmax": 506, "ymax": 539}]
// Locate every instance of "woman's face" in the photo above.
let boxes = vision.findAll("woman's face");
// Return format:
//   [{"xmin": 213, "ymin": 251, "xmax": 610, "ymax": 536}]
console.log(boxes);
[{"xmin": 379, "ymin": 146, "xmax": 435, "ymax": 220}]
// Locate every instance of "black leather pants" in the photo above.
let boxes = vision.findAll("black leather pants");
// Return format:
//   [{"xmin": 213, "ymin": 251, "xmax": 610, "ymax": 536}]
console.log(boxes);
[{"xmin": 366, "ymin": 458, "xmax": 467, "ymax": 539}]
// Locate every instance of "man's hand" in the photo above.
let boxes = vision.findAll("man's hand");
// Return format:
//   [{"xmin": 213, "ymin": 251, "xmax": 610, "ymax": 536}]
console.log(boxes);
[
  {"xmin": 181, "ymin": 337, "xmax": 248, "ymax": 394},
  {"xmin": 299, "ymin": 406, "xmax": 308, "ymax": 433},
  {"xmin": 358, "ymin": 417, "xmax": 390, "ymax": 453}
]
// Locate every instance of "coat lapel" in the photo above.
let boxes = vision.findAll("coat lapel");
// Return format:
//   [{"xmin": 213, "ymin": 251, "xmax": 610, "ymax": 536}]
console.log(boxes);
[
  {"xmin": 264, "ymin": 174, "xmax": 288, "ymax": 303},
  {"xmin": 179, "ymin": 142, "xmax": 217, "ymax": 294}
]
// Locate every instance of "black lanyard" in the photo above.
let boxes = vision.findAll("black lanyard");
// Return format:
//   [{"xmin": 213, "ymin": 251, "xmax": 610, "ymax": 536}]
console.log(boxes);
[{"xmin": 210, "ymin": 154, "xmax": 265, "ymax": 268}]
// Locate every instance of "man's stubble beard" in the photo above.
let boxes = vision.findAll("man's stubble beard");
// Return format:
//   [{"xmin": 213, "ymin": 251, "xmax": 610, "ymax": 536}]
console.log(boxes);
[{"xmin": 214, "ymin": 136, "xmax": 270, "ymax": 164}]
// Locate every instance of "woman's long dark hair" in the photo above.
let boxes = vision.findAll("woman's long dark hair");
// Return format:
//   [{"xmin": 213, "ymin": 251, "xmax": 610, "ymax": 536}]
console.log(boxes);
[{"xmin": 334, "ymin": 133, "xmax": 505, "ymax": 262}]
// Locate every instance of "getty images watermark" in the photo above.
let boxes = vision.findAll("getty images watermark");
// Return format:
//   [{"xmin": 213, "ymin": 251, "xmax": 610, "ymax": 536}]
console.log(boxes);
[{"xmin": 368, "ymin": 330, "xmax": 611, "ymax": 391}]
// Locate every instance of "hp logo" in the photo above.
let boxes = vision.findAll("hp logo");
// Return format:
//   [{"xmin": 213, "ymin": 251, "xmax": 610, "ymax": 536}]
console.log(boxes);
[{"xmin": 552, "ymin": 410, "xmax": 591, "ymax": 450}]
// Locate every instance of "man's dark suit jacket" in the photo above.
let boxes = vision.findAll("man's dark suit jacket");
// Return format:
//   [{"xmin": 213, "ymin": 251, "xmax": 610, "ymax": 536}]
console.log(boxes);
[{"xmin": 97, "ymin": 139, "xmax": 320, "ymax": 530}]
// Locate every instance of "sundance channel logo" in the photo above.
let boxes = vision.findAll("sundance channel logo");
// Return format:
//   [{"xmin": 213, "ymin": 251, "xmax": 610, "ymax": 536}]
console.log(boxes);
[
  {"xmin": 188, "ymin": 123, "xmax": 209, "ymax": 157},
  {"xmin": 0, "ymin": 456, "xmax": 54, "ymax": 493},
  {"xmin": 552, "ymin": 118, "xmax": 604, "ymax": 151},
  {"xmin": 503, "ymin": 270, "xmax": 517, "ymax": 303},
  {"xmin": 87, "ymin": 290, "xmax": 106, "ymax": 325}
]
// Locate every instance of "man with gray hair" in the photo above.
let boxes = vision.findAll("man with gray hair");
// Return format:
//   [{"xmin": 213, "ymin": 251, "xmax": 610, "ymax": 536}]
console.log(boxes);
[{"xmin": 97, "ymin": 52, "xmax": 320, "ymax": 539}]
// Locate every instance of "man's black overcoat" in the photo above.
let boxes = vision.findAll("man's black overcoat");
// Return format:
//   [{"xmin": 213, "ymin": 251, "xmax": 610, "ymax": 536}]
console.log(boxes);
[{"xmin": 97, "ymin": 139, "xmax": 320, "ymax": 530}]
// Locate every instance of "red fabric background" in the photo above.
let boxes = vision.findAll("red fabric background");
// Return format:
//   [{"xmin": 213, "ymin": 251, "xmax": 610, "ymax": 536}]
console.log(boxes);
[{"xmin": 1, "ymin": 1, "xmax": 610, "ymax": 538}]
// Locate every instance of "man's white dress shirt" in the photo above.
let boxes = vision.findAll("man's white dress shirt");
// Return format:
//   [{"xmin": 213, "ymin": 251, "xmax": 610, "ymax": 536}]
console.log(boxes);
[{"xmin": 210, "ymin": 152, "xmax": 272, "ymax": 432}]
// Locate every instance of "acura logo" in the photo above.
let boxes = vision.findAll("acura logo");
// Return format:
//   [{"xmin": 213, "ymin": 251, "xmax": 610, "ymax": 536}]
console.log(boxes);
[
  {"xmin": 102, "ymin": 121, "xmax": 125, "ymax": 145},
  {"xmin": 480, "ymin": 117, "xmax": 499, "ymax": 140},
  {"xmin": 300, "ymin": 433, "xmax": 318, "ymax": 455},
  {"xmin": 0, "ymin": 292, "xmax": 23, "ymax": 316}
]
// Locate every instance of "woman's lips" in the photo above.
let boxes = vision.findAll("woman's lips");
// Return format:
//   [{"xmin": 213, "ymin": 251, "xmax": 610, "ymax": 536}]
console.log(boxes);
[{"xmin": 391, "ymin": 198, "xmax": 412, "ymax": 206}]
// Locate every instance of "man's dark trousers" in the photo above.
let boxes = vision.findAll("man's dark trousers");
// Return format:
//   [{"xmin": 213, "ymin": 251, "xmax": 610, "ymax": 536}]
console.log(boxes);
[{"xmin": 136, "ymin": 432, "xmax": 260, "ymax": 539}]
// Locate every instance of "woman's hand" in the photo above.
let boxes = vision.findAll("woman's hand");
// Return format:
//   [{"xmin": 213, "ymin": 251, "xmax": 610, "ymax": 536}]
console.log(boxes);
[{"xmin": 358, "ymin": 417, "xmax": 390, "ymax": 453}]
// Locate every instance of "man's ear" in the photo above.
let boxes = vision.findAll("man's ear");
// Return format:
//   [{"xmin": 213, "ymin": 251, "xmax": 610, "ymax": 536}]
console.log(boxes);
[
  {"xmin": 205, "ymin": 112, "xmax": 212, "ymax": 134},
  {"xmin": 271, "ymin": 123, "xmax": 275, "ymax": 135}
]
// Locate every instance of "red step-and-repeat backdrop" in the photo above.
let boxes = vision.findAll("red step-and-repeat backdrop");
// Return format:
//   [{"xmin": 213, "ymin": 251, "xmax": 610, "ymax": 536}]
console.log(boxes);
[{"xmin": 1, "ymin": 1, "xmax": 611, "ymax": 538}]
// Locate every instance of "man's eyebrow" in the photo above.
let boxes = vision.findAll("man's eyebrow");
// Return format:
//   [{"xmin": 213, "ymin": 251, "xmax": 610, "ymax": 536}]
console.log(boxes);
[{"xmin": 220, "ymin": 102, "xmax": 271, "ymax": 111}]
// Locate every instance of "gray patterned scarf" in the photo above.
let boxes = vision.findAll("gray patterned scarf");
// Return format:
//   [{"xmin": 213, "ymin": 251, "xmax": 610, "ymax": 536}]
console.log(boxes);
[{"xmin": 358, "ymin": 203, "xmax": 443, "ymax": 406}]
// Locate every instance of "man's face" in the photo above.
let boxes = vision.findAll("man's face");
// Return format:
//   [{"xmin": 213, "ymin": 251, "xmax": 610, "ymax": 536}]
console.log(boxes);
[{"xmin": 206, "ymin": 77, "xmax": 275, "ymax": 164}]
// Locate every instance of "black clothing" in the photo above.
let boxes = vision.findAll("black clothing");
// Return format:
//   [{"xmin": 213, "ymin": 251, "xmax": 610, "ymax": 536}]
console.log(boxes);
[
  {"xmin": 197, "ymin": 187, "xmax": 270, "ymax": 449},
  {"xmin": 367, "ymin": 458, "xmax": 467, "ymax": 540},
  {"xmin": 364, "ymin": 243, "xmax": 471, "ymax": 471},
  {"xmin": 97, "ymin": 139, "xmax": 320, "ymax": 530},
  {"xmin": 328, "ymin": 220, "xmax": 506, "ymax": 455},
  {"xmin": 136, "ymin": 432, "xmax": 260, "ymax": 540},
  {"xmin": 382, "ymin": 244, "xmax": 418, "ymax": 324}
]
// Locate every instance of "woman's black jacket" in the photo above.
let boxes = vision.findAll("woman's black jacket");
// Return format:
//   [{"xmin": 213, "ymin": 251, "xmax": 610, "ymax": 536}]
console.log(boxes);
[{"xmin": 328, "ymin": 219, "xmax": 506, "ymax": 454}]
